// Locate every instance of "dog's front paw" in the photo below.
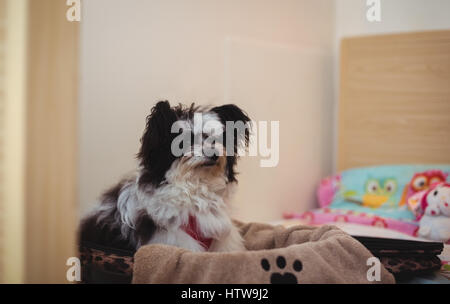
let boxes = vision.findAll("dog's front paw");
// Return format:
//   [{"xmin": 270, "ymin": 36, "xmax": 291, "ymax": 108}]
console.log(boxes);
[
  {"xmin": 209, "ymin": 225, "xmax": 245, "ymax": 252},
  {"xmin": 196, "ymin": 212, "xmax": 233, "ymax": 238}
]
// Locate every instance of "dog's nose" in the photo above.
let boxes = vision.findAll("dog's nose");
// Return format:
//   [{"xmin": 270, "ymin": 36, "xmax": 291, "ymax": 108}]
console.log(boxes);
[{"xmin": 209, "ymin": 154, "xmax": 219, "ymax": 162}]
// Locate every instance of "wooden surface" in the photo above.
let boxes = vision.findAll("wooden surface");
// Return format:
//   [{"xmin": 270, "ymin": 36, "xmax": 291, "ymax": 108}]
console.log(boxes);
[
  {"xmin": 25, "ymin": 0, "xmax": 78, "ymax": 283},
  {"xmin": 338, "ymin": 31, "xmax": 450, "ymax": 171}
]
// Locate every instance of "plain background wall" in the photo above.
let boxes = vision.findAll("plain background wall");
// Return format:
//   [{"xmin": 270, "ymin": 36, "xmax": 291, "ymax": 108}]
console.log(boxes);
[
  {"xmin": 80, "ymin": 0, "xmax": 450, "ymax": 222},
  {"xmin": 335, "ymin": 0, "xmax": 450, "ymax": 38},
  {"xmin": 79, "ymin": 0, "xmax": 335, "ymax": 221}
]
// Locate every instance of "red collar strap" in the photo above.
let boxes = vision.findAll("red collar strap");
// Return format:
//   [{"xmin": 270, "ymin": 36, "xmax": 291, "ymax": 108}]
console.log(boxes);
[{"xmin": 182, "ymin": 215, "xmax": 213, "ymax": 250}]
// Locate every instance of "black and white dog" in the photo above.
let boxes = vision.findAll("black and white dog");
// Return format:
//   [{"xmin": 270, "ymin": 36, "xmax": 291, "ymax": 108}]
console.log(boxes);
[{"xmin": 79, "ymin": 101, "xmax": 250, "ymax": 252}]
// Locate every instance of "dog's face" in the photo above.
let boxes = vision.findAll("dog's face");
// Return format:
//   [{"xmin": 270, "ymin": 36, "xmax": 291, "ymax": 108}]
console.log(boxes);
[{"xmin": 137, "ymin": 101, "xmax": 250, "ymax": 187}]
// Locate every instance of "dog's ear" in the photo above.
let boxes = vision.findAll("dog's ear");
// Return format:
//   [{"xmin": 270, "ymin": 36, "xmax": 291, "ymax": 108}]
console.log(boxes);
[
  {"xmin": 211, "ymin": 104, "xmax": 251, "ymax": 148},
  {"xmin": 137, "ymin": 101, "xmax": 178, "ymax": 186},
  {"xmin": 211, "ymin": 104, "xmax": 251, "ymax": 183}
]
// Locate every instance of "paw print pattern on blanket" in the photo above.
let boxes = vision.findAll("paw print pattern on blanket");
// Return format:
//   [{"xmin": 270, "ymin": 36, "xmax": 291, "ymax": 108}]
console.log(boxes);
[{"xmin": 260, "ymin": 256, "xmax": 303, "ymax": 284}]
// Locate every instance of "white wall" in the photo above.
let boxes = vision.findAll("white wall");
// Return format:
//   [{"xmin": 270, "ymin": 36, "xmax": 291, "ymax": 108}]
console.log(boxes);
[
  {"xmin": 79, "ymin": 0, "xmax": 335, "ymax": 221},
  {"xmin": 336, "ymin": 0, "xmax": 450, "ymax": 38},
  {"xmin": 80, "ymin": 0, "xmax": 450, "ymax": 222}
]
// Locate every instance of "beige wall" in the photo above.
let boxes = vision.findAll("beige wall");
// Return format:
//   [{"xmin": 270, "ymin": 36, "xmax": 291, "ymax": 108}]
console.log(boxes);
[
  {"xmin": 79, "ymin": 1, "xmax": 450, "ymax": 222},
  {"xmin": 79, "ymin": 0, "xmax": 335, "ymax": 221},
  {"xmin": 1, "ymin": 0, "xmax": 27, "ymax": 284}
]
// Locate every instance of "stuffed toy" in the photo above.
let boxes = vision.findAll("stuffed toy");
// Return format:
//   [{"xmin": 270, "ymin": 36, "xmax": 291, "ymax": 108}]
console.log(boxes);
[
  {"xmin": 400, "ymin": 169, "xmax": 448, "ymax": 207},
  {"xmin": 417, "ymin": 183, "xmax": 450, "ymax": 242}
]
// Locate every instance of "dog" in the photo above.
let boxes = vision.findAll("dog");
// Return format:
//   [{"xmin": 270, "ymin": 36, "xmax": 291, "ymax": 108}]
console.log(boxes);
[{"xmin": 79, "ymin": 101, "xmax": 251, "ymax": 253}]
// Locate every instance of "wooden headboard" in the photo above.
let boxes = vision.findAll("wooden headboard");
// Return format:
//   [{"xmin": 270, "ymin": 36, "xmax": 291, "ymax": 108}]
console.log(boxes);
[{"xmin": 338, "ymin": 30, "xmax": 450, "ymax": 171}]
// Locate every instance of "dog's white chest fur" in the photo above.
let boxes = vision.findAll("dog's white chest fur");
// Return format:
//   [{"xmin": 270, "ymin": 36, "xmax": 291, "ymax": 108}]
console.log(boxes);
[{"xmin": 139, "ymin": 174, "xmax": 244, "ymax": 252}]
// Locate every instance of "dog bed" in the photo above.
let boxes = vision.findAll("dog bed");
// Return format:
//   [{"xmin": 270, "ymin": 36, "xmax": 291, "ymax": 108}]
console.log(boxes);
[
  {"xmin": 132, "ymin": 222, "xmax": 396, "ymax": 284},
  {"xmin": 80, "ymin": 221, "xmax": 403, "ymax": 284}
]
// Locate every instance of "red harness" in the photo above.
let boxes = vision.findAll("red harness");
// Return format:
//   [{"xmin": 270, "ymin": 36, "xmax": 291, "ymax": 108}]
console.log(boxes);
[{"xmin": 181, "ymin": 215, "xmax": 213, "ymax": 250}]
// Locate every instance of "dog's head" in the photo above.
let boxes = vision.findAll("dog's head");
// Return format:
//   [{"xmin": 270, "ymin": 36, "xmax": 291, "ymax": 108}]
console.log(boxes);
[{"xmin": 137, "ymin": 101, "xmax": 251, "ymax": 187}]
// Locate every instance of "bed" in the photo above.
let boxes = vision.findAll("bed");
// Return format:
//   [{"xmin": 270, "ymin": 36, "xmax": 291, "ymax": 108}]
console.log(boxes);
[{"xmin": 283, "ymin": 30, "xmax": 450, "ymax": 283}]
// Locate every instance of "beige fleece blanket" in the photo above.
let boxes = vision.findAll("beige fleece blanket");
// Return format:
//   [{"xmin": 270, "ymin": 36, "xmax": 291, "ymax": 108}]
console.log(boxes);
[{"xmin": 132, "ymin": 221, "xmax": 395, "ymax": 284}]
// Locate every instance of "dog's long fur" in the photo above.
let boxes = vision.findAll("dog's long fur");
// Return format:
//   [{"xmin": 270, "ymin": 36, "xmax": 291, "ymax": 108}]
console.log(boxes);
[{"xmin": 79, "ymin": 101, "xmax": 250, "ymax": 252}]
